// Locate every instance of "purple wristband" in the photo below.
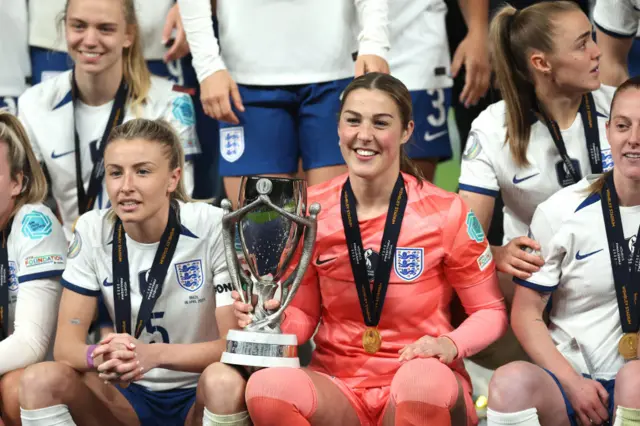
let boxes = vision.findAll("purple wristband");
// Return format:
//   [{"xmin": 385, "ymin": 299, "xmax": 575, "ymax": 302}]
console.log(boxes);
[{"xmin": 86, "ymin": 344, "xmax": 98, "ymax": 369}]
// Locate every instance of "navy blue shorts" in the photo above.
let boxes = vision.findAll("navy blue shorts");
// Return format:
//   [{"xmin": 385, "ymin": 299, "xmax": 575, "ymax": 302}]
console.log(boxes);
[
  {"xmin": 405, "ymin": 88, "xmax": 453, "ymax": 161},
  {"xmin": 544, "ymin": 369, "xmax": 615, "ymax": 426},
  {"xmin": 116, "ymin": 383, "xmax": 196, "ymax": 426},
  {"xmin": 218, "ymin": 79, "xmax": 350, "ymax": 176},
  {"xmin": 0, "ymin": 96, "xmax": 18, "ymax": 115}
]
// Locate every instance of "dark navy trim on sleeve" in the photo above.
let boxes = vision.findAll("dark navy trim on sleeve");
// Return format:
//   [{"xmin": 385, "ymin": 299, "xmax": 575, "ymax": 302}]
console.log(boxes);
[
  {"xmin": 61, "ymin": 278, "xmax": 101, "ymax": 296},
  {"xmin": 184, "ymin": 154, "xmax": 199, "ymax": 161},
  {"xmin": 513, "ymin": 277, "xmax": 558, "ymax": 292},
  {"xmin": 458, "ymin": 184, "xmax": 499, "ymax": 197},
  {"xmin": 18, "ymin": 269, "xmax": 65, "ymax": 283},
  {"xmin": 594, "ymin": 22, "xmax": 636, "ymax": 39}
]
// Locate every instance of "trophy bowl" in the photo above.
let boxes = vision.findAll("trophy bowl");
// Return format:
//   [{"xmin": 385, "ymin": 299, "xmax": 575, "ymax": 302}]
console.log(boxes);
[{"xmin": 220, "ymin": 176, "xmax": 320, "ymax": 368}]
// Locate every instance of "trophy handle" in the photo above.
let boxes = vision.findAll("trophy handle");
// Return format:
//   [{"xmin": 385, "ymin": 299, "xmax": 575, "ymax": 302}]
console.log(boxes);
[
  {"xmin": 221, "ymin": 198, "xmax": 267, "ymax": 304},
  {"xmin": 247, "ymin": 202, "xmax": 320, "ymax": 332}
]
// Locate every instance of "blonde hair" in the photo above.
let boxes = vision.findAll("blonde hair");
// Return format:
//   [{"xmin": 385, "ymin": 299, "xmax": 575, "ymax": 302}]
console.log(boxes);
[
  {"xmin": 490, "ymin": 1, "xmax": 582, "ymax": 166},
  {"xmin": 339, "ymin": 73, "xmax": 425, "ymax": 184},
  {"xmin": 0, "ymin": 113, "xmax": 48, "ymax": 219},
  {"xmin": 63, "ymin": 0, "xmax": 151, "ymax": 112},
  {"xmin": 106, "ymin": 118, "xmax": 191, "ymax": 203}
]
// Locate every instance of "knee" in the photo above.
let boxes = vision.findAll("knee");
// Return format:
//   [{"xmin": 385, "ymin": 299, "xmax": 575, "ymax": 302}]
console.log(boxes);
[
  {"xmin": 391, "ymin": 358, "xmax": 458, "ymax": 408},
  {"xmin": 19, "ymin": 362, "xmax": 79, "ymax": 408},
  {"xmin": 246, "ymin": 368, "xmax": 316, "ymax": 420},
  {"xmin": 615, "ymin": 360, "xmax": 640, "ymax": 408},
  {"xmin": 0, "ymin": 370, "xmax": 22, "ymax": 419},
  {"xmin": 199, "ymin": 363, "xmax": 247, "ymax": 408},
  {"xmin": 488, "ymin": 361, "xmax": 539, "ymax": 411}
]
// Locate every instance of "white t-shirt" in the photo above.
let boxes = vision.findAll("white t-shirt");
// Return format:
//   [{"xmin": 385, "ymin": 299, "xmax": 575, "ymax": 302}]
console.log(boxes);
[
  {"xmin": 0, "ymin": 203, "xmax": 66, "ymax": 375},
  {"xmin": 28, "ymin": 0, "xmax": 174, "ymax": 61},
  {"xmin": 593, "ymin": 0, "xmax": 640, "ymax": 38},
  {"xmin": 61, "ymin": 202, "xmax": 234, "ymax": 391},
  {"xmin": 518, "ymin": 176, "xmax": 637, "ymax": 380},
  {"xmin": 18, "ymin": 70, "xmax": 201, "ymax": 239},
  {"xmin": 0, "ymin": 0, "xmax": 30, "ymax": 97},
  {"xmin": 388, "ymin": 0, "xmax": 452, "ymax": 91},
  {"xmin": 458, "ymin": 86, "xmax": 615, "ymax": 244},
  {"xmin": 178, "ymin": 0, "xmax": 389, "ymax": 85}
]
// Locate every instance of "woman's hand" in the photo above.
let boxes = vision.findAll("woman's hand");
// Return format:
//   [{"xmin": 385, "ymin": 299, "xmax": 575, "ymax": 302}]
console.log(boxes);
[
  {"xmin": 92, "ymin": 333, "xmax": 148, "ymax": 383},
  {"xmin": 493, "ymin": 236, "xmax": 544, "ymax": 279},
  {"xmin": 398, "ymin": 335, "xmax": 458, "ymax": 364},
  {"xmin": 562, "ymin": 375, "xmax": 609, "ymax": 426},
  {"xmin": 231, "ymin": 291, "xmax": 280, "ymax": 328}
]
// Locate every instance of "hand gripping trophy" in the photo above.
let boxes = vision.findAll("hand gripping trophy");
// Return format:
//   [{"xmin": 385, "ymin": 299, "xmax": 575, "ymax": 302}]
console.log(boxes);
[{"xmin": 220, "ymin": 176, "xmax": 320, "ymax": 368}]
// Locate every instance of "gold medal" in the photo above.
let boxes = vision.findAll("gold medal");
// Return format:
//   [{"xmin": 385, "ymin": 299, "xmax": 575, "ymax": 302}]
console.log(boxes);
[
  {"xmin": 363, "ymin": 327, "xmax": 382, "ymax": 354},
  {"xmin": 618, "ymin": 333, "xmax": 638, "ymax": 360}
]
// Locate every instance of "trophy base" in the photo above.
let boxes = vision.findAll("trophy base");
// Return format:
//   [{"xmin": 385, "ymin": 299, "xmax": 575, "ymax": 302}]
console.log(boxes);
[{"xmin": 221, "ymin": 329, "xmax": 300, "ymax": 368}]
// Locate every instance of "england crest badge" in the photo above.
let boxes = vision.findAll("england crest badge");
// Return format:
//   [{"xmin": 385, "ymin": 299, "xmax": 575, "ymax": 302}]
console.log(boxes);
[
  {"xmin": 175, "ymin": 260, "xmax": 204, "ymax": 292},
  {"xmin": 394, "ymin": 248, "xmax": 424, "ymax": 282}
]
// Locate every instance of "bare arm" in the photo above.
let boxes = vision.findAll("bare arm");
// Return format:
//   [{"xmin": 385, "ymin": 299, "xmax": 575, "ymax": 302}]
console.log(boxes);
[
  {"xmin": 459, "ymin": 190, "xmax": 495, "ymax": 234},
  {"xmin": 457, "ymin": 0, "xmax": 488, "ymax": 36},
  {"xmin": 511, "ymin": 285, "xmax": 580, "ymax": 383},
  {"xmin": 595, "ymin": 29, "xmax": 633, "ymax": 87},
  {"xmin": 53, "ymin": 288, "xmax": 98, "ymax": 371}
]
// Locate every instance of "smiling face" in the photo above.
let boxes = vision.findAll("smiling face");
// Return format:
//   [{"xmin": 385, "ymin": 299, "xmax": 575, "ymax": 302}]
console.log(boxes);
[
  {"xmin": 337, "ymin": 88, "xmax": 414, "ymax": 182},
  {"xmin": 104, "ymin": 137, "xmax": 180, "ymax": 225},
  {"xmin": 530, "ymin": 10, "xmax": 601, "ymax": 94},
  {"xmin": 65, "ymin": 0, "xmax": 133, "ymax": 76},
  {"xmin": 607, "ymin": 87, "xmax": 640, "ymax": 182}
]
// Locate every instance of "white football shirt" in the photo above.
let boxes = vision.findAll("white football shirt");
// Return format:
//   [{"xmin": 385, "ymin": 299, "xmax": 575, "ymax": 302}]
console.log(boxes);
[
  {"xmin": 388, "ymin": 0, "xmax": 452, "ymax": 91},
  {"xmin": 459, "ymin": 86, "xmax": 616, "ymax": 244},
  {"xmin": 0, "ymin": 0, "xmax": 30, "ymax": 97},
  {"xmin": 61, "ymin": 202, "xmax": 234, "ymax": 391},
  {"xmin": 18, "ymin": 71, "xmax": 202, "ymax": 239},
  {"xmin": 593, "ymin": 0, "xmax": 640, "ymax": 38},
  {"xmin": 517, "ymin": 176, "xmax": 638, "ymax": 380}
]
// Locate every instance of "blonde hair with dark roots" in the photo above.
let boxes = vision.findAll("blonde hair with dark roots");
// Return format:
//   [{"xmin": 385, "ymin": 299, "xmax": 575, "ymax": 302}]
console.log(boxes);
[
  {"xmin": 0, "ymin": 113, "xmax": 48, "ymax": 219},
  {"xmin": 63, "ymin": 0, "xmax": 151, "ymax": 113},
  {"xmin": 490, "ymin": 1, "xmax": 582, "ymax": 166},
  {"xmin": 588, "ymin": 76, "xmax": 640, "ymax": 194},
  {"xmin": 338, "ymin": 72, "xmax": 425, "ymax": 184},
  {"xmin": 106, "ymin": 118, "xmax": 191, "ymax": 204}
]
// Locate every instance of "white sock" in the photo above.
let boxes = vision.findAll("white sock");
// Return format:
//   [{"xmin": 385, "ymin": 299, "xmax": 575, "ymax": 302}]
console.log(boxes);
[
  {"xmin": 20, "ymin": 405, "xmax": 76, "ymax": 426},
  {"xmin": 487, "ymin": 408, "xmax": 541, "ymax": 426},
  {"xmin": 614, "ymin": 405, "xmax": 640, "ymax": 425},
  {"xmin": 203, "ymin": 407, "xmax": 251, "ymax": 426}
]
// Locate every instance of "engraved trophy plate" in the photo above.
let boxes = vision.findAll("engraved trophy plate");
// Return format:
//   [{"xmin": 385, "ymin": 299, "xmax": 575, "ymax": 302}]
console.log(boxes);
[{"xmin": 220, "ymin": 176, "xmax": 320, "ymax": 368}]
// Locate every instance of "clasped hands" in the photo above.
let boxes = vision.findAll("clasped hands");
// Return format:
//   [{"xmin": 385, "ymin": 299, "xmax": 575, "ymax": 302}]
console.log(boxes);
[{"xmin": 90, "ymin": 333, "xmax": 149, "ymax": 386}]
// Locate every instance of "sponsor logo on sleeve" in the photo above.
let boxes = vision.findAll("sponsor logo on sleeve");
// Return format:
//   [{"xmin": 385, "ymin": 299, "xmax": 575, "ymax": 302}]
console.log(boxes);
[
  {"xmin": 68, "ymin": 230, "xmax": 82, "ymax": 259},
  {"xmin": 24, "ymin": 254, "xmax": 64, "ymax": 268},
  {"xmin": 172, "ymin": 95, "xmax": 195, "ymax": 127},
  {"xmin": 21, "ymin": 211, "xmax": 53, "ymax": 240},
  {"xmin": 466, "ymin": 211, "xmax": 485, "ymax": 243},
  {"xmin": 175, "ymin": 260, "xmax": 204, "ymax": 292},
  {"xmin": 462, "ymin": 131, "xmax": 482, "ymax": 160},
  {"xmin": 220, "ymin": 127, "xmax": 245, "ymax": 163},
  {"xmin": 216, "ymin": 282, "xmax": 234, "ymax": 294},
  {"xmin": 394, "ymin": 248, "xmax": 424, "ymax": 281},
  {"xmin": 477, "ymin": 245, "xmax": 493, "ymax": 271}
]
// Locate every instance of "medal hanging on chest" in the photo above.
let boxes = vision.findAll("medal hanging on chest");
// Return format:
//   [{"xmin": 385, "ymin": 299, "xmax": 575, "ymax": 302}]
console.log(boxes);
[
  {"xmin": 340, "ymin": 175, "xmax": 407, "ymax": 354},
  {"xmin": 600, "ymin": 173, "xmax": 640, "ymax": 360}
]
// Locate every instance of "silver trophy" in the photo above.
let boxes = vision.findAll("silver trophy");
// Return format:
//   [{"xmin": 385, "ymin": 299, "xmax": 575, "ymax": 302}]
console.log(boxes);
[{"xmin": 220, "ymin": 176, "xmax": 320, "ymax": 368}]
